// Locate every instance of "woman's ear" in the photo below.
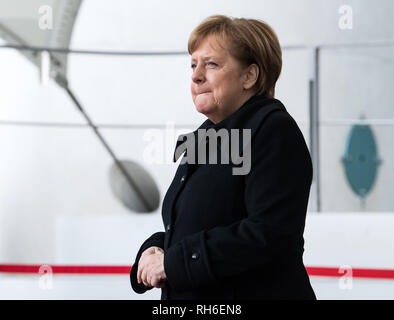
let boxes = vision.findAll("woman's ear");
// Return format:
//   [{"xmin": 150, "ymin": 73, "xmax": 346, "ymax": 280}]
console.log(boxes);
[{"xmin": 243, "ymin": 63, "xmax": 259, "ymax": 90}]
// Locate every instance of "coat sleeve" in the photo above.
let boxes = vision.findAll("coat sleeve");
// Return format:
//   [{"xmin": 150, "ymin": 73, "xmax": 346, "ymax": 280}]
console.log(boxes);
[
  {"xmin": 130, "ymin": 231, "xmax": 165, "ymax": 294},
  {"xmin": 163, "ymin": 110, "xmax": 313, "ymax": 292}
]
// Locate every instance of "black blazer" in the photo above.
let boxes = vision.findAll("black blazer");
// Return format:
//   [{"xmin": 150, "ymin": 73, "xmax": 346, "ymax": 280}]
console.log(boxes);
[{"xmin": 130, "ymin": 94, "xmax": 316, "ymax": 300}]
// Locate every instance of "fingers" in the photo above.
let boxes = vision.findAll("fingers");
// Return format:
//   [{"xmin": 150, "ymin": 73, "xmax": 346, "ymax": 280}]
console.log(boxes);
[
  {"xmin": 141, "ymin": 267, "xmax": 149, "ymax": 287},
  {"xmin": 137, "ymin": 250, "xmax": 166, "ymax": 288},
  {"xmin": 148, "ymin": 273, "xmax": 154, "ymax": 287},
  {"xmin": 150, "ymin": 276, "xmax": 165, "ymax": 288},
  {"xmin": 137, "ymin": 261, "xmax": 142, "ymax": 284},
  {"xmin": 137, "ymin": 247, "xmax": 157, "ymax": 284},
  {"xmin": 149, "ymin": 271, "xmax": 166, "ymax": 288},
  {"xmin": 143, "ymin": 264, "xmax": 161, "ymax": 288},
  {"xmin": 139, "ymin": 260, "xmax": 155, "ymax": 287},
  {"xmin": 137, "ymin": 256, "xmax": 149, "ymax": 284},
  {"xmin": 140, "ymin": 260, "xmax": 151, "ymax": 286}
]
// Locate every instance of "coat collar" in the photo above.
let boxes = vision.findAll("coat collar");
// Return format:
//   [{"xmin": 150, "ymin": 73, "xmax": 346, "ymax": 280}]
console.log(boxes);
[{"xmin": 173, "ymin": 94, "xmax": 286, "ymax": 162}]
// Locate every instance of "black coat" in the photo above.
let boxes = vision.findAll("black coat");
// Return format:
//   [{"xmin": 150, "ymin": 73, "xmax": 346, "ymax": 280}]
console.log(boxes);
[{"xmin": 130, "ymin": 94, "xmax": 316, "ymax": 300}]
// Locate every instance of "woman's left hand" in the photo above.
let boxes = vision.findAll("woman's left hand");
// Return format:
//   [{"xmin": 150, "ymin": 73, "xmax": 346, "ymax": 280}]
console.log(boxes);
[{"xmin": 137, "ymin": 248, "xmax": 167, "ymax": 288}]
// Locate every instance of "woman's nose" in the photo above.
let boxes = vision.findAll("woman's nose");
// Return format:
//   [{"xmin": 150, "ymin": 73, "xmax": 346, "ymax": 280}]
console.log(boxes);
[{"xmin": 191, "ymin": 65, "xmax": 205, "ymax": 84}]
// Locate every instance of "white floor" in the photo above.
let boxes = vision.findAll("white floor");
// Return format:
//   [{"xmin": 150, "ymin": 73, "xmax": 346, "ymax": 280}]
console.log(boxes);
[
  {"xmin": 1, "ymin": 274, "xmax": 394, "ymax": 300},
  {"xmin": 0, "ymin": 274, "xmax": 160, "ymax": 300},
  {"xmin": 310, "ymin": 276, "xmax": 394, "ymax": 300}
]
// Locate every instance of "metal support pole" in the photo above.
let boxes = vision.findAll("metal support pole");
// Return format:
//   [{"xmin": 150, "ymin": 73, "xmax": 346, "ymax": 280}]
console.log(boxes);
[
  {"xmin": 309, "ymin": 47, "xmax": 321, "ymax": 212},
  {"xmin": 55, "ymin": 74, "xmax": 152, "ymax": 212}
]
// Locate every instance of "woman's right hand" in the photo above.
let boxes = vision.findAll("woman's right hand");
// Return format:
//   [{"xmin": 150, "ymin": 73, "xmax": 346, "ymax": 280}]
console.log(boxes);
[{"xmin": 137, "ymin": 246, "xmax": 166, "ymax": 287}]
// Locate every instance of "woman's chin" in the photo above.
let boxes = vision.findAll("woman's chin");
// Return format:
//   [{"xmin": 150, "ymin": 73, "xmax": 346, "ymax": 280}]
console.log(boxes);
[{"xmin": 195, "ymin": 103, "xmax": 214, "ymax": 116}]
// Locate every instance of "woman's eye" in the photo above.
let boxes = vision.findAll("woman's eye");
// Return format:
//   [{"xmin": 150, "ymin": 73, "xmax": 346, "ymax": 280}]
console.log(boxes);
[{"xmin": 190, "ymin": 62, "xmax": 217, "ymax": 69}]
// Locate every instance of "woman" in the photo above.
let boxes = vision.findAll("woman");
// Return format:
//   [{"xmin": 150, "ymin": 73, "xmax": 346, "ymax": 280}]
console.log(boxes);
[{"xmin": 130, "ymin": 15, "xmax": 316, "ymax": 300}]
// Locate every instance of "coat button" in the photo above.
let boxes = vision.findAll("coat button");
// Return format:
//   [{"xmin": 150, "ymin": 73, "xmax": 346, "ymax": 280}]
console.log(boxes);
[
  {"xmin": 166, "ymin": 224, "xmax": 171, "ymax": 232},
  {"xmin": 180, "ymin": 175, "xmax": 186, "ymax": 183},
  {"xmin": 191, "ymin": 252, "xmax": 200, "ymax": 260}
]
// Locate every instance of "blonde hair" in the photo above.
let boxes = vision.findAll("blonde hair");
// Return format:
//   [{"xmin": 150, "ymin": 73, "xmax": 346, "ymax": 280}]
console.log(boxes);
[{"xmin": 188, "ymin": 15, "xmax": 282, "ymax": 98}]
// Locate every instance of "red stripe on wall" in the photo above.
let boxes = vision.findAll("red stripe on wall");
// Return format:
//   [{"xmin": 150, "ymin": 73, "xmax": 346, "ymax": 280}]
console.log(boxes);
[
  {"xmin": 306, "ymin": 266, "xmax": 394, "ymax": 280},
  {"xmin": 0, "ymin": 264, "xmax": 131, "ymax": 274},
  {"xmin": 1, "ymin": 264, "xmax": 394, "ymax": 279}
]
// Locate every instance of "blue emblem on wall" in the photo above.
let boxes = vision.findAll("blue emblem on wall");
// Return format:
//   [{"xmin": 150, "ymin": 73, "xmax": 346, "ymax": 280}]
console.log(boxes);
[{"xmin": 342, "ymin": 123, "xmax": 382, "ymax": 200}]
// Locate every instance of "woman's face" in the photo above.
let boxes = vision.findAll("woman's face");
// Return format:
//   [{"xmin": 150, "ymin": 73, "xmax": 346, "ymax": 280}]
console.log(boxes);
[{"xmin": 190, "ymin": 35, "xmax": 252, "ymax": 124}]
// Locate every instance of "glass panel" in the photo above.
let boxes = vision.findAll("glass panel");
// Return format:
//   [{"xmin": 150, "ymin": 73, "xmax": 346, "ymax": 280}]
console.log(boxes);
[
  {"xmin": 319, "ymin": 45, "xmax": 394, "ymax": 212},
  {"xmin": 320, "ymin": 124, "xmax": 393, "ymax": 212},
  {"xmin": 320, "ymin": 46, "xmax": 394, "ymax": 120}
]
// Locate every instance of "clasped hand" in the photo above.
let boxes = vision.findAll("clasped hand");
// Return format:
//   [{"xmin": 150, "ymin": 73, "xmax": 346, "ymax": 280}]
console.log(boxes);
[{"xmin": 137, "ymin": 246, "xmax": 167, "ymax": 288}]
